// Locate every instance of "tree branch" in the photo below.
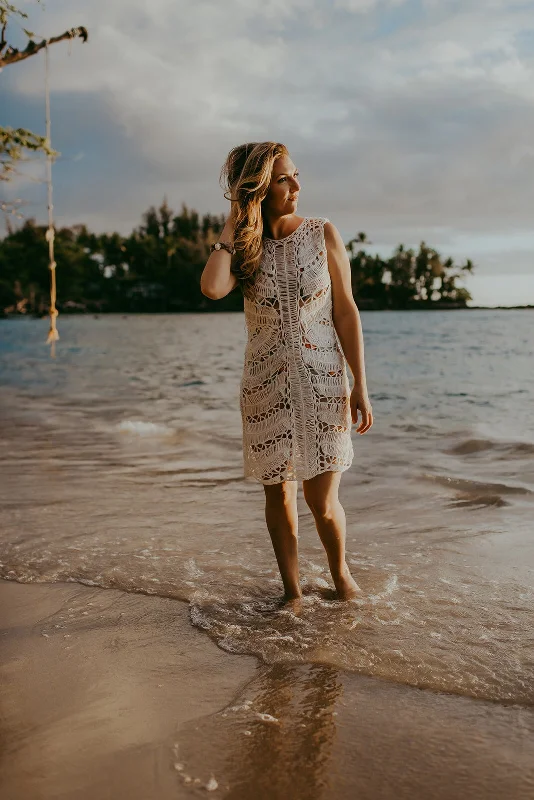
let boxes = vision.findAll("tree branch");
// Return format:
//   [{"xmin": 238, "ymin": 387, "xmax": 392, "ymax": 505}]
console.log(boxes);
[{"xmin": 0, "ymin": 25, "xmax": 88, "ymax": 68}]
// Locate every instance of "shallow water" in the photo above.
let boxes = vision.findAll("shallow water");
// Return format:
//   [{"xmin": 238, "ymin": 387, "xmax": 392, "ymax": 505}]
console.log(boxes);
[{"xmin": 1, "ymin": 310, "xmax": 533, "ymax": 705}]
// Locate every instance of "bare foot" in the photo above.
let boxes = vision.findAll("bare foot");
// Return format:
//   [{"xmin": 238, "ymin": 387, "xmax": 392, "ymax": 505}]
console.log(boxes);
[{"xmin": 333, "ymin": 565, "xmax": 364, "ymax": 601}]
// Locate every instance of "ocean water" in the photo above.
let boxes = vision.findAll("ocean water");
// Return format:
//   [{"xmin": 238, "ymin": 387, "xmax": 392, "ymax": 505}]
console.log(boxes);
[{"xmin": 0, "ymin": 310, "xmax": 533, "ymax": 705}]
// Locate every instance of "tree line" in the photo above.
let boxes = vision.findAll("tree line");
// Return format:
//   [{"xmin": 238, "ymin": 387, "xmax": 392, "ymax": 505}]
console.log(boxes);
[{"xmin": 0, "ymin": 199, "xmax": 474, "ymax": 316}]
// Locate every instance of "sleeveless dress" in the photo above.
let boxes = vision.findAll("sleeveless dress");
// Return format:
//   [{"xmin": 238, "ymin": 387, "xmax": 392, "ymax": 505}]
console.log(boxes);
[{"xmin": 239, "ymin": 216, "xmax": 354, "ymax": 485}]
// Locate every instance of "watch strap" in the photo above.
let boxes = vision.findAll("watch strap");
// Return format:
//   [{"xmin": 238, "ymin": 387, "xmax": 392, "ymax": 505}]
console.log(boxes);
[{"xmin": 210, "ymin": 241, "xmax": 235, "ymax": 255}]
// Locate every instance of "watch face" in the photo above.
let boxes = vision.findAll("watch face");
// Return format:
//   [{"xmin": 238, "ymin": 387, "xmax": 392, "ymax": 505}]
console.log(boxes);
[{"xmin": 215, "ymin": 243, "xmax": 221, "ymax": 249}]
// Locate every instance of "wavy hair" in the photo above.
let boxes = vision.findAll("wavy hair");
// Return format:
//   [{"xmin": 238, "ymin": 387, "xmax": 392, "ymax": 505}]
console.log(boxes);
[{"xmin": 219, "ymin": 141, "xmax": 289, "ymax": 300}]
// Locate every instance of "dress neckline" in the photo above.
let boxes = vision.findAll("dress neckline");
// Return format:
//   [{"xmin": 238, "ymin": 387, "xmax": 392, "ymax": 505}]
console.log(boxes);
[{"xmin": 263, "ymin": 217, "xmax": 307, "ymax": 242}]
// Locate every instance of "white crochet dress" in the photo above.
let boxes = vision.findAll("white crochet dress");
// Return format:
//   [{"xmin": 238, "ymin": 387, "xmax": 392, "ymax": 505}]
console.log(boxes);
[
  {"xmin": 240, "ymin": 217, "xmax": 354, "ymax": 484},
  {"xmin": 239, "ymin": 216, "xmax": 354, "ymax": 485}
]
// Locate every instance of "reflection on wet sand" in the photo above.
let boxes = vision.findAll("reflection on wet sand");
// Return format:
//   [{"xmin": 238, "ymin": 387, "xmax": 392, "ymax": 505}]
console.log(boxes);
[{"xmin": 173, "ymin": 662, "xmax": 342, "ymax": 798}]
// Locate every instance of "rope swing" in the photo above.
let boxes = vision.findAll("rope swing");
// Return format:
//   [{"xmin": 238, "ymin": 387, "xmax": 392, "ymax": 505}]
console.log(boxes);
[{"xmin": 43, "ymin": 42, "xmax": 59, "ymax": 355}]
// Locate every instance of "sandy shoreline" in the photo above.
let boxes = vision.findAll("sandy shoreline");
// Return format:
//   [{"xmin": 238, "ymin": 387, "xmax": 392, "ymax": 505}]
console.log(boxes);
[{"xmin": 1, "ymin": 579, "xmax": 533, "ymax": 800}]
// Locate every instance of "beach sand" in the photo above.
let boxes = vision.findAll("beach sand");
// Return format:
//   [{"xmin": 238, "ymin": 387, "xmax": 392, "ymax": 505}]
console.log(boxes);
[{"xmin": 1, "ymin": 579, "xmax": 533, "ymax": 800}]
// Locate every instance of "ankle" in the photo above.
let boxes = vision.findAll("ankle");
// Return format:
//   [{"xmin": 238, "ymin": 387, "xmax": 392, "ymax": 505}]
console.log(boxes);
[
  {"xmin": 284, "ymin": 588, "xmax": 302, "ymax": 600},
  {"xmin": 331, "ymin": 563, "xmax": 351, "ymax": 582}
]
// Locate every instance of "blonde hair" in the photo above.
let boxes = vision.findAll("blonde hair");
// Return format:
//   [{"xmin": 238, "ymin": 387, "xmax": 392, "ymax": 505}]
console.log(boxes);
[{"xmin": 220, "ymin": 141, "xmax": 289, "ymax": 300}]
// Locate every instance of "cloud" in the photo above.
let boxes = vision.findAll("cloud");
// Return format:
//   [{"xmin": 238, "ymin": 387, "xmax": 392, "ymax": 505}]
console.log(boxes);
[{"xmin": 333, "ymin": 0, "xmax": 407, "ymax": 13}]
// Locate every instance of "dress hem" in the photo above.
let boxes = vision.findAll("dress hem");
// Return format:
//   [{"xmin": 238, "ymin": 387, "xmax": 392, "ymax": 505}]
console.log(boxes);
[{"xmin": 243, "ymin": 462, "xmax": 353, "ymax": 486}]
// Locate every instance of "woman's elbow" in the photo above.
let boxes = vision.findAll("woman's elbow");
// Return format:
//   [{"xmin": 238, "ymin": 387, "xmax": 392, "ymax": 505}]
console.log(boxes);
[
  {"xmin": 201, "ymin": 282, "xmax": 226, "ymax": 300},
  {"xmin": 201, "ymin": 274, "xmax": 239, "ymax": 300},
  {"xmin": 200, "ymin": 273, "xmax": 219, "ymax": 299},
  {"xmin": 201, "ymin": 283, "xmax": 215, "ymax": 299}
]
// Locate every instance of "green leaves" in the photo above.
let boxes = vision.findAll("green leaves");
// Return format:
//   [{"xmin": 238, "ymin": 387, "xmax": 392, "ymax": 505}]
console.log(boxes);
[
  {"xmin": 0, "ymin": 126, "xmax": 59, "ymax": 182},
  {"xmin": 0, "ymin": 1, "xmax": 30, "ymax": 26}
]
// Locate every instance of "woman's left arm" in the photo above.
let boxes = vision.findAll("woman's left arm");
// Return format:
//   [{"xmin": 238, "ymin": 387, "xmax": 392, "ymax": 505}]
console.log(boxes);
[{"xmin": 324, "ymin": 221, "xmax": 373, "ymax": 433}]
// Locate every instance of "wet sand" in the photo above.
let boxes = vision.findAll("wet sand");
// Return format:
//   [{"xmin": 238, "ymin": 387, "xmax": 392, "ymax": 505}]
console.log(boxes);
[{"xmin": 2, "ymin": 579, "xmax": 533, "ymax": 800}]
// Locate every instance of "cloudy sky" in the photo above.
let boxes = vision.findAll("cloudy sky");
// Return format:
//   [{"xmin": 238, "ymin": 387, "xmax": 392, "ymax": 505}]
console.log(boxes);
[{"xmin": 3, "ymin": 0, "xmax": 534, "ymax": 306}]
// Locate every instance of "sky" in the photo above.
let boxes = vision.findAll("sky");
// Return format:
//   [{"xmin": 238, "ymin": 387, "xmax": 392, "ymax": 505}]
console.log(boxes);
[{"xmin": 2, "ymin": 0, "xmax": 534, "ymax": 307}]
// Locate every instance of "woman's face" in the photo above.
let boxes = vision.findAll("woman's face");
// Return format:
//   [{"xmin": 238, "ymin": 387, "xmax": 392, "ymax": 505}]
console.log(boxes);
[{"xmin": 262, "ymin": 154, "xmax": 301, "ymax": 215}]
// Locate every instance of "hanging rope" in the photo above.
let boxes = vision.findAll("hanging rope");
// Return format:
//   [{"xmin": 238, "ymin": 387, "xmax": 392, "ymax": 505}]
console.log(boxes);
[{"xmin": 44, "ymin": 42, "xmax": 59, "ymax": 356}]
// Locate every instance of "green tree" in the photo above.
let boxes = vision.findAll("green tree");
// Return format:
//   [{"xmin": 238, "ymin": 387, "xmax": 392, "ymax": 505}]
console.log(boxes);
[
  {"xmin": 0, "ymin": 217, "xmax": 103, "ymax": 313},
  {"xmin": 346, "ymin": 237, "xmax": 473, "ymax": 309}
]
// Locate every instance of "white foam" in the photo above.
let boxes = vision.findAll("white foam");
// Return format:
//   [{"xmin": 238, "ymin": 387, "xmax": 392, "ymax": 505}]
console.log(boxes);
[
  {"xmin": 368, "ymin": 574, "xmax": 399, "ymax": 603},
  {"xmin": 256, "ymin": 712, "xmax": 279, "ymax": 723},
  {"xmin": 116, "ymin": 419, "xmax": 173, "ymax": 436},
  {"xmin": 184, "ymin": 558, "xmax": 204, "ymax": 578}
]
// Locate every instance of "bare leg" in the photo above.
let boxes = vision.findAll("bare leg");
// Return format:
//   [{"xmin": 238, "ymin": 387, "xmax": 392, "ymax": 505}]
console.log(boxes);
[
  {"xmin": 263, "ymin": 479, "xmax": 301, "ymax": 600},
  {"xmin": 302, "ymin": 470, "xmax": 362, "ymax": 600}
]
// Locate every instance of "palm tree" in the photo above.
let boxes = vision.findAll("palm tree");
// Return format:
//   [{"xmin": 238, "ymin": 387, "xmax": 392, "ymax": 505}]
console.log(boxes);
[{"xmin": 346, "ymin": 231, "xmax": 372, "ymax": 259}]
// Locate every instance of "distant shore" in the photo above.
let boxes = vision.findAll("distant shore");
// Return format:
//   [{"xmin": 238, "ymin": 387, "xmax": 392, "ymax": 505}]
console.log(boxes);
[{"xmin": 1, "ymin": 304, "xmax": 533, "ymax": 319}]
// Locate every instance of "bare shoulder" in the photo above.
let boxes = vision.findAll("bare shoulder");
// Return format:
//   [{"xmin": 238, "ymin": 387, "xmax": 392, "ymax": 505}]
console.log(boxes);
[
  {"xmin": 323, "ymin": 220, "xmax": 345, "ymax": 251},
  {"xmin": 321, "ymin": 219, "xmax": 357, "ymax": 316}
]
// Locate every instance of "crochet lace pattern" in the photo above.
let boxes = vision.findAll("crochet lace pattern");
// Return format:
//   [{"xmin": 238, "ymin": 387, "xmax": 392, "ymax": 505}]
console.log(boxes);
[{"xmin": 240, "ymin": 216, "xmax": 354, "ymax": 484}]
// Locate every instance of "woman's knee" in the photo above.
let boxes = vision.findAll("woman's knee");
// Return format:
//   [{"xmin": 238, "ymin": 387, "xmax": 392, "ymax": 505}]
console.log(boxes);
[
  {"xmin": 302, "ymin": 473, "xmax": 340, "ymax": 519},
  {"xmin": 264, "ymin": 479, "xmax": 298, "ymax": 509},
  {"xmin": 303, "ymin": 491, "xmax": 337, "ymax": 519}
]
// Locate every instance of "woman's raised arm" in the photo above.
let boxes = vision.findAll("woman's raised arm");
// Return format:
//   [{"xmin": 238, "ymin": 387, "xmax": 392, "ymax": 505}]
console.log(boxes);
[{"xmin": 200, "ymin": 206, "xmax": 239, "ymax": 300}]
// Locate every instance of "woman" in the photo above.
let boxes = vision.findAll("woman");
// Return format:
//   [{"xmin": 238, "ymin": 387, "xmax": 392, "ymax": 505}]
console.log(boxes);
[{"xmin": 201, "ymin": 142, "xmax": 373, "ymax": 602}]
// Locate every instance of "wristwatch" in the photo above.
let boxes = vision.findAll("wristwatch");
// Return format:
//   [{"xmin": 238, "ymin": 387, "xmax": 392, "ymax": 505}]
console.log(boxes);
[{"xmin": 210, "ymin": 241, "xmax": 236, "ymax": 255}]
